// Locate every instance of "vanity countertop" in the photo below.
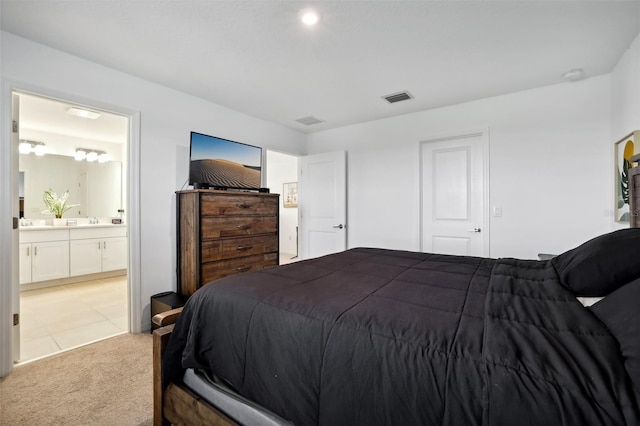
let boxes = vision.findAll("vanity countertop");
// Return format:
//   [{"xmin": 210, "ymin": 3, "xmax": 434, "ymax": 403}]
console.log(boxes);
[{"xmin": 19, "ymin": 223, "xmax": 126, "ymax": 231}]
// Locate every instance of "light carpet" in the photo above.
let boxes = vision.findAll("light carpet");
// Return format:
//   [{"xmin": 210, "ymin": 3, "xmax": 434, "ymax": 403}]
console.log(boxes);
[{"xmin": 0, "ymin": 333, "xmax": 153, "ymax": 426}]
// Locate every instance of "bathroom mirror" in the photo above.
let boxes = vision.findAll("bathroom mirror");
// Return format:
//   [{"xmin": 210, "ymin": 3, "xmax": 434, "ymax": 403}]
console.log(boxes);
[{"xmin": 20, "ymin": 154, "xmax": 122, "ymax": 219}]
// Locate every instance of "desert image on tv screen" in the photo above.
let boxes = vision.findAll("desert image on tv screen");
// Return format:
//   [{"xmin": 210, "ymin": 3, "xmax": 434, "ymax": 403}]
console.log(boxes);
[{"xmin": 190, "ymin": 133, "xmax": 261, "ymax": 189}]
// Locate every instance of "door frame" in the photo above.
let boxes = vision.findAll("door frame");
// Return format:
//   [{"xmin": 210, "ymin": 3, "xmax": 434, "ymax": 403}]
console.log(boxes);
[
  {"xmin": 418, "ymin": 128, "xmax": 491, "ymax": 256},
  {"xmin": 0, "ymin": 80, "xmax": 142, "ymax": 377},
  {"xmin": 264, "ymin": 149, "xmax": 300, "ymax": 259}
]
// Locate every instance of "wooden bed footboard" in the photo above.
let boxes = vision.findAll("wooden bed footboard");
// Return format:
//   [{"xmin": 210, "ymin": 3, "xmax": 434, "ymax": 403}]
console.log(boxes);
[{"xmin": 152, "ymin": 309, "xmax": 239, "ymax": 426}]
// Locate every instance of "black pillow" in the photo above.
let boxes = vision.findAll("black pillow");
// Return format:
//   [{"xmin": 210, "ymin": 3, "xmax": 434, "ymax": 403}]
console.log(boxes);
[
  {"xmin": 551, "ymin": 228, "xmax": 640, "ymax": 297},
  {"xmin": 590, "ymin": 277, "xmax": 640, "ymax": 395}
]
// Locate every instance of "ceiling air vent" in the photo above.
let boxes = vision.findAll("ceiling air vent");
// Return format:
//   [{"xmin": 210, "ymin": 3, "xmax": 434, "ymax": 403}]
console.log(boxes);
[
  {"xmin": 295, "ymin": 116, "xmax": 324, "ymax": 126},
  {"xmin": 383, "ymin": 91, "xmax": 414, "ymax": 104}
]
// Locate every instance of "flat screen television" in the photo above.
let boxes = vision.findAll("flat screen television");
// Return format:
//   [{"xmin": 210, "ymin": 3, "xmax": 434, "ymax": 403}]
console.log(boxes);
[{"xmin": 189, "ymin": 132, "xmax": 262, "ymax": 190}]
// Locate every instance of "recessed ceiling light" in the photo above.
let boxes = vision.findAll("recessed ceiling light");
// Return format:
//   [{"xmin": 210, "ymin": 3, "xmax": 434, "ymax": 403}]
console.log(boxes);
[
  {"xmin": 67, "ymin": 107, "xmax": 101, "ymax": 119},
  {"xmin": 300, "ymin": 8, "xmax": 321, "ymax": 26}
]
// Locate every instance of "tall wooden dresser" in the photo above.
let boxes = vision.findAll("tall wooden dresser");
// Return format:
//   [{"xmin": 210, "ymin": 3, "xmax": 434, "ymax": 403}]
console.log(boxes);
[{"xmin": 176, "ymin": 190, "xmax": 279, "ymax": 296}]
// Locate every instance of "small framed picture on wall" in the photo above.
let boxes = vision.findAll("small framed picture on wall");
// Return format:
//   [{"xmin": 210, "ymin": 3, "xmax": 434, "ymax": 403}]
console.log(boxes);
[
  {"xmin": 615, "ymin": 130, "xmax": 640, "ymax": 222},
  {"xmin": 283, "ymin": 182, "xmax": 298, "ymax": 208}
]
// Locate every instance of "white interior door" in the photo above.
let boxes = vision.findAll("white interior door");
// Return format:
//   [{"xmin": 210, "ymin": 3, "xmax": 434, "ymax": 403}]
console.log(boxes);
[
  {"xmin": 421, "ymin": 131, "xmax": 488, "ymax": 256},
  {"xmin": 298, "ymin": 151, "xmax": 347, "ymax": 259}
]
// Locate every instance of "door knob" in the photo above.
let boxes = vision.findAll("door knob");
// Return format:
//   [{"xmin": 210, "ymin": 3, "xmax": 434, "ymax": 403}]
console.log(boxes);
[
  {"xmin": 333, "ymin": 224, "xmax": 344, "ymax": 229},
  {"xmin": 468, "ymin": 228, "xmax": 481, "ymax": 233}
]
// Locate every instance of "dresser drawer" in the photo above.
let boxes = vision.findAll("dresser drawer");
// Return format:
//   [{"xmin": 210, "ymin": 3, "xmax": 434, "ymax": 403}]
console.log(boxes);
[
  {"xmin": 201, "ymin": 235, "xmax": 278, "ymax": 262},
  {"xmin": 200, "ymin": 194, "xmax": 278, "ymax": 216},
  {"xmin": 201, "ymin": 253, "xmax": 278, "ymax": 285},
  {"xmin": 201, "ymin": 216, "xmax": 277, "ymax": 239}
]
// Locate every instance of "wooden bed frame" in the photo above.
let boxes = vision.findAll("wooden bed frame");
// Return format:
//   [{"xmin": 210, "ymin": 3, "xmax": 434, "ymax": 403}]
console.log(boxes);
[
  {"xmin": 153, "ymin": 156, "xmax": 640, "ymax": 426},
  {"xmin": 153, "ymin": 307, "xmax": 238, "ymax": 426}
]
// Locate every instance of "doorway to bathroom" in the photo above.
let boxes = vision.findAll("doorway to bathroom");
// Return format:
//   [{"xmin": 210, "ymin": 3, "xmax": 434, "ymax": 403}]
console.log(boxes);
[{"xmin": 16, "ymin": 91, "xmax": 130, "ymax": 363}]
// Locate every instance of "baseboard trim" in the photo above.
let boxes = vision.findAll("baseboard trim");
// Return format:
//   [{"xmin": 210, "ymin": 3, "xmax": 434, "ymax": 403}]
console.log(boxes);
[{"xmin": 20, "ymin": 270, "xmax": 127, "ymax": 292}]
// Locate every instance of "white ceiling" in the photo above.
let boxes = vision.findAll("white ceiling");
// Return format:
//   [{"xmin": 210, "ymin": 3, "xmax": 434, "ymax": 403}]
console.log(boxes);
[
  {"xmin": 18, "ymin": 93, "xmax": 128, "ymax": 145},
  {"xmin": 2, "ymin": 0, "xmax": 639, "ymax": 138}
]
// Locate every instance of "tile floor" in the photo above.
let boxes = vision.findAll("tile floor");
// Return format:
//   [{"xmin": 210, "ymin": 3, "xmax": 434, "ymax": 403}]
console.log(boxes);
[
  {"xmin": 280, "ymin": 252, "xmax": 298, "ymax": 265},
  {"xmin": 19, "ymin": 275, "xmax": 128, "ymax": 363}
]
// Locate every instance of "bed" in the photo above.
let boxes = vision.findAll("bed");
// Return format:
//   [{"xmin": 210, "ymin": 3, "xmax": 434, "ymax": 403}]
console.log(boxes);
[{"xmin": 154, "ymin": 204, "xmax": 640, "ymax": 425}]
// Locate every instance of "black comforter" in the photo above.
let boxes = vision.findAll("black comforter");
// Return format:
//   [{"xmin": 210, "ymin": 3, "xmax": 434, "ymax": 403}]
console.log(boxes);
[{"xmin": 163, "ymin": 247, "xmax": 640, "ymax": 426}]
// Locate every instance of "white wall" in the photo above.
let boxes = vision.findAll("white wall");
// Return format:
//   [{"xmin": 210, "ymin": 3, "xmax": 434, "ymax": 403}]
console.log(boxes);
[
  {"xmin": 266, "ymin": 150, "xmax": 299, "ymax": 255},
  {"xmin": 307, "ymin": 76, "xmax": 613, "ymax": 260},
  {"xmin": 1, "ymin": 32, "xmax": 306, "ymax": 333},
  {"xmin": 611, "ymin": 33, "xmax": 640, "ymax": 230},
  {"xmin": 611, "ymin": 33, "xmax": 640, "ymax": 142}
]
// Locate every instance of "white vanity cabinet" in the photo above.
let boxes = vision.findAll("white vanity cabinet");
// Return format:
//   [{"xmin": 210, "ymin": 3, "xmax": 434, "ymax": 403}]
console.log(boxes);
[
  {"xmin": 19, "ymin": 229, "xmax": 70, "ymax": 284},
  {"xmin": 69, "ymin": 227, "xmax": 127, "ymax": 276}
]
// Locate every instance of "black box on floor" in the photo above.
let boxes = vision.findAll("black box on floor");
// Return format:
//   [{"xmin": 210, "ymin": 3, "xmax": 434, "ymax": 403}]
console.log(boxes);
[{"xmin": 150, "ymin": 291, "xmax": 188, "ymax": 330}]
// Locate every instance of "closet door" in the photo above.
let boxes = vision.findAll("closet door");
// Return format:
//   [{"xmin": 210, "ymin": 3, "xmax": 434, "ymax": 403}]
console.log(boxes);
[
  {"xmin": 420, "ymin": 130, "xmax": 488, "ymax": 257},
  {"xmin": 298, "ymin": 150, "xmax": 347, "ymax": 260}
]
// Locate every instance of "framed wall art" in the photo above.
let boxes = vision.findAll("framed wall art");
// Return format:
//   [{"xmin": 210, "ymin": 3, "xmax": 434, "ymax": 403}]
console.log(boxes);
[
  {"xmin": 283, "ymin": 182, "xmax": 298, "ymax": 208},
  {"xmin": 614, "ymin": 130, "xmax": 640, "ymax": 222}
]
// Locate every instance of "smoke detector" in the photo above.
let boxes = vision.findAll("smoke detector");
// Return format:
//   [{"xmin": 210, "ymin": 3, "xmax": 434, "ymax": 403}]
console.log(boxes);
[{"xmin": 562, "ymin": 68, "xmax": 585, "ymax": 82}]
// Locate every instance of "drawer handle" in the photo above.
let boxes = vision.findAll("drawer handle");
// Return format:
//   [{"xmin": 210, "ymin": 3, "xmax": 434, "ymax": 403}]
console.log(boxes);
[
  {"xmin": 235, "ymin": 224, "xmax": 251, "ymax": 230},
  {"xmin": 236, "ymin": 202, "xmax": 251, "ymax": 209},
  {"xmin": 236, "ymin": 245, "xmax": 253, "ymax": 251},
  {"xmin": 236, "ymin": 265, "xmax": 250, "ymax": 272}
]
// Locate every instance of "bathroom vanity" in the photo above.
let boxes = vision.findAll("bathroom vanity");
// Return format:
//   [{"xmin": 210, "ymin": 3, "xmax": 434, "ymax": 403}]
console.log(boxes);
[{"xmin": 19, "ymin": 224, "xmax": 127, "ymax": 288}]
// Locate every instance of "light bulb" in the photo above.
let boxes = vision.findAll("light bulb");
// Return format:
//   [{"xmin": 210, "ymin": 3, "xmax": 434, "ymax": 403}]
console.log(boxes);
[
  {"xmin": 19, "ymin": 142, "xmax": 32, "ymax": 154},
  {"xmin": 300, "ymin": 9, "xmax": 321, "ymax": 26},
  {"xmin": 33, "ymin": 144, "xmax": 47, "ymax": 156},
  {"xmin": 86, "ymin": 151, "xmax": 98, "ymax": 162},
  {"xmin": 75, "ymin": 149, "xmax": 86, "ymax": 161}
]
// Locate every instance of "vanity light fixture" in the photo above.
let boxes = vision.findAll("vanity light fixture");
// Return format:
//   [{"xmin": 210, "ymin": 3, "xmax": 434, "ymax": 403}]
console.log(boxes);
[
  {"xmin": 75, "ymin": 147, "xmax": 109, "ymax": 163},
  {"xmin": 67, "ymin": 107, "xmax": 102, "ymax": 120},
  {"xmin": 19, "ymin": 140, "xmax": 47, "ymax": 156}
]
